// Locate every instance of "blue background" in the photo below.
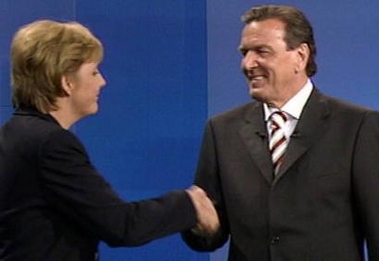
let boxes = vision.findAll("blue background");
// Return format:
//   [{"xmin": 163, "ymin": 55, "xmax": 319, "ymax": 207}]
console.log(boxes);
[{"xmin": 1, "ymin": 0, "xmax": 379, "ymax": 260}]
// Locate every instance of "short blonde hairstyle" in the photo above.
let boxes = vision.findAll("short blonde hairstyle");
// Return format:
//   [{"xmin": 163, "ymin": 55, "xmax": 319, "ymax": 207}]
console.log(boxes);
[{"xmin": 11, "ymin": 19, "xmax": 103, "ymax": 113}]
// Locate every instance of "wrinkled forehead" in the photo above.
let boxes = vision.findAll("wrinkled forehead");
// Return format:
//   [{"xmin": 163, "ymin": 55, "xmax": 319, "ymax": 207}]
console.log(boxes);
[{"xmin": 240, "ymin": 19, "xmax": 287, "ymax": 46}]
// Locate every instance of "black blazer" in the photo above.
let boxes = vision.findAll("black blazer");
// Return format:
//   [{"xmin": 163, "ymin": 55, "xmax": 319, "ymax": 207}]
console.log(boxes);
[
  {"xmin": 0, "ymin": 108, "xmax": 196, "ymax": 261},
  {"xmin": 183, "ymin": 89, "xmax": 379, "ymax": 261}
]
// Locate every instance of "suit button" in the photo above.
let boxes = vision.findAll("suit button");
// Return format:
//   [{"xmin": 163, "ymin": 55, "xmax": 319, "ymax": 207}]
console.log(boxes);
[{"xmin": 270, "ymin": 236, "xmax": 280, "ymax": 245}]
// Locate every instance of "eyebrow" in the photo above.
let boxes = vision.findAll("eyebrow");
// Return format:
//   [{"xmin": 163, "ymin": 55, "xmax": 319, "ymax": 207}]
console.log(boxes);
[{"xmin": 238, "ymin": 44, "xmax": 273, "ymax": 52}]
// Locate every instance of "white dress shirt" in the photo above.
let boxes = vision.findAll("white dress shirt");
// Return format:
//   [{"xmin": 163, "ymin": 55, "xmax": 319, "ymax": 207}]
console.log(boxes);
[{"xmin": 264, "ymin": 79, "xmax": 313, "ymax": 140}]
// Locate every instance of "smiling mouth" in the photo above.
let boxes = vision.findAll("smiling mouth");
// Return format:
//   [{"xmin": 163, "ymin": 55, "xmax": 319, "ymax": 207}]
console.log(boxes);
[
  {"xmin": 251, "ymin": 75, "xmax": 265, "ymax": 82},
  {"xmin": 248, "ymin": 75, "xmax": 267, "ymax": 86}
]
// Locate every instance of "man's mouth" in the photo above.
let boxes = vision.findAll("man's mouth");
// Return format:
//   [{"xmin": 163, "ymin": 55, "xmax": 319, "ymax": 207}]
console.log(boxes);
[{"xmin": 250, "ymin": 75, "xmax": 265, "ymax": 83}]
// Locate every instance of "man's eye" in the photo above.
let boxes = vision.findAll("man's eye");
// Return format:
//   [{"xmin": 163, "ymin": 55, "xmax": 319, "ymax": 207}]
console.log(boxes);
[
  {"xmin": 258, "ymin": 49, "xmax": 269, "ymax": 54},
  {"xmin": 240, "ymin": 50, "xmax": 248, "ymax": 57}
]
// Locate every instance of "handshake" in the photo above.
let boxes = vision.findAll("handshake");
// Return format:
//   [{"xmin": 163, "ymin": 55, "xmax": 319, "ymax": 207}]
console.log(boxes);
[{"xmin": 186, "ymin": 186, "xmax": 220, "ymax": 236}]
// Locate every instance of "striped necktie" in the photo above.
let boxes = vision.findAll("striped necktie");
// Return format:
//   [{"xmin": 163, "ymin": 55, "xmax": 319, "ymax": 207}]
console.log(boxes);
[{"xmin": 269, "ymin": 111, "xmax": 288, "ymax": 175}]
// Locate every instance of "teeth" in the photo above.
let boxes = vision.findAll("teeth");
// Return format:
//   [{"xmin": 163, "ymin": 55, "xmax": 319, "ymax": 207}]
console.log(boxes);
[{"xmin": 251, "ymin": 76, "xmax": 264, "ymax": 82}]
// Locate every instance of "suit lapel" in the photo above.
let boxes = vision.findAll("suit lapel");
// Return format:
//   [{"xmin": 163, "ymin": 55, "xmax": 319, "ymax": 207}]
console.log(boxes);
[
  {"xmin": 275, "ymin": 89, "xmax": 331, "ymax": 180},
  {"xmin": 239, "ymin": 102, "xmax": 274, "ymax": 184},
  {"xmin": 238, "ymin": 90, "xmax": 331, "ymax": 184}
]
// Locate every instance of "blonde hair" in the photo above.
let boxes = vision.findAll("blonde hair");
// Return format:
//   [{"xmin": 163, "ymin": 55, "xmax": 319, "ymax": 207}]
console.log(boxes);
[{"xmin": 11, "ymin": 19, "xmax": 103, "ymax": 113}]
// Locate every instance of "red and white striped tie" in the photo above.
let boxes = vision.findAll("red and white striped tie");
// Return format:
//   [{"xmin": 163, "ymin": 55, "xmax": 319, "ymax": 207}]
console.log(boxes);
[{"xmin": 269, "ymin": 111, "xmax": 288, "ymax": 175}]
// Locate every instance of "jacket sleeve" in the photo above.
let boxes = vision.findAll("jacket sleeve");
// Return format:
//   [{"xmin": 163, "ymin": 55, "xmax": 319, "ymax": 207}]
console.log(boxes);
[
  {"xmin": 39, "ymin": 129, "xmax": 197, "ymax": 246},
  {"xmin": 181, "ymin": 120, "xmax": 230, "ymax": 251},
  {"xmin": 352, "ymin": 110, "xmax": 379, "ymax": 259}
]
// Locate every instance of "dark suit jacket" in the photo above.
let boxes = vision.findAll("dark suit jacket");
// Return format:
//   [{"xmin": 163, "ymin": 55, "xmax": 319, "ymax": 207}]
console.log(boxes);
[
  {"xmin": 183, "ymin": 89, "xmax": 379, "ymax": 261},
  {"xmin": 0, "ymin": 107, "xmax": 196, "ymax": 261}
]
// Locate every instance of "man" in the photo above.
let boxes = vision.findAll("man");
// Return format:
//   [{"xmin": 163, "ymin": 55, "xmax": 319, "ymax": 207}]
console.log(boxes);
[{"xmin": 182, "ymin": 4, "xmax": 379, "ymax": 260}]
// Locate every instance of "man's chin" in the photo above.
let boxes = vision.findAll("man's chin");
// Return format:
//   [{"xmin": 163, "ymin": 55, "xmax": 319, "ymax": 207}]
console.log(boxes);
[{"xmin": 249, "ymin": 87, "xmax": 264, "ymax": 101}]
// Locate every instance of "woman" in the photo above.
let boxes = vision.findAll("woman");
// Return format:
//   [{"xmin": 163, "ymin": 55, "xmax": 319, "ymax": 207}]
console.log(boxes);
[{"xmin": 0, "ymin": 20, "xmax": 218, "ymax": 261}]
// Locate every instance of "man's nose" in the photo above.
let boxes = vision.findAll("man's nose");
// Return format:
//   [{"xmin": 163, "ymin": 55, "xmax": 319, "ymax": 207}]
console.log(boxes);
[{"xmin": 242, "ymin": 51, "xmax": 259, "ymax": 69}]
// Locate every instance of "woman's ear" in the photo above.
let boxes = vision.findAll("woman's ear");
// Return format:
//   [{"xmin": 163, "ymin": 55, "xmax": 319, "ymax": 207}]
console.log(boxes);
[{"xmin": 61, "ymin": 75, "xmax": 73, "ymax": 96}]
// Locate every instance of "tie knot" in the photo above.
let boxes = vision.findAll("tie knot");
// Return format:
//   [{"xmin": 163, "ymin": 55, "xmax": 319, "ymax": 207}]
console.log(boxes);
[{"xmin": 270, "ymin": 111, "xmax": 287, "ymax": 127}]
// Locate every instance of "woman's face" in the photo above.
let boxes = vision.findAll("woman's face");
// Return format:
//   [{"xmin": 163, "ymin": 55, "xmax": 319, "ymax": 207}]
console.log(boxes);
[{"xmin": 67, "ymin": 61, "xmax": 106, "ymax": 118}]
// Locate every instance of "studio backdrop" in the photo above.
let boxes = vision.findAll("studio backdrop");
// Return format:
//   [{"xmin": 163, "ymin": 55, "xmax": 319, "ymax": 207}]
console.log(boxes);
[{"xmin": 1, "ymin": 1, "xmax": 378, "ymax": 260}]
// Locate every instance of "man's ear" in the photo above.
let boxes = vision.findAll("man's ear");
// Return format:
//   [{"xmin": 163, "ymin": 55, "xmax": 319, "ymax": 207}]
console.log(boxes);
[
  {"xmin": 61, "ymin": 75, "xmax": 73, "ymax": 96},
  {"xmin": 295, "ymin": 43, "xmax": 310, "ymax": 73}
]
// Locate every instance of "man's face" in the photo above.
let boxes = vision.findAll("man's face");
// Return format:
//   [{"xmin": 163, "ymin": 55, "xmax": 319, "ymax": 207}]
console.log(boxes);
[{"xmin": 239, "ymin": 18, "xmax": 308, "ymax": 108}]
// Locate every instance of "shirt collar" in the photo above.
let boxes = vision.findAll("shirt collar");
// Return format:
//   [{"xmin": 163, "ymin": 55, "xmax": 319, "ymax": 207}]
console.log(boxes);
[{"xmin": 264, "ymin": 79, "xmax": 313, "ymax": 121}]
